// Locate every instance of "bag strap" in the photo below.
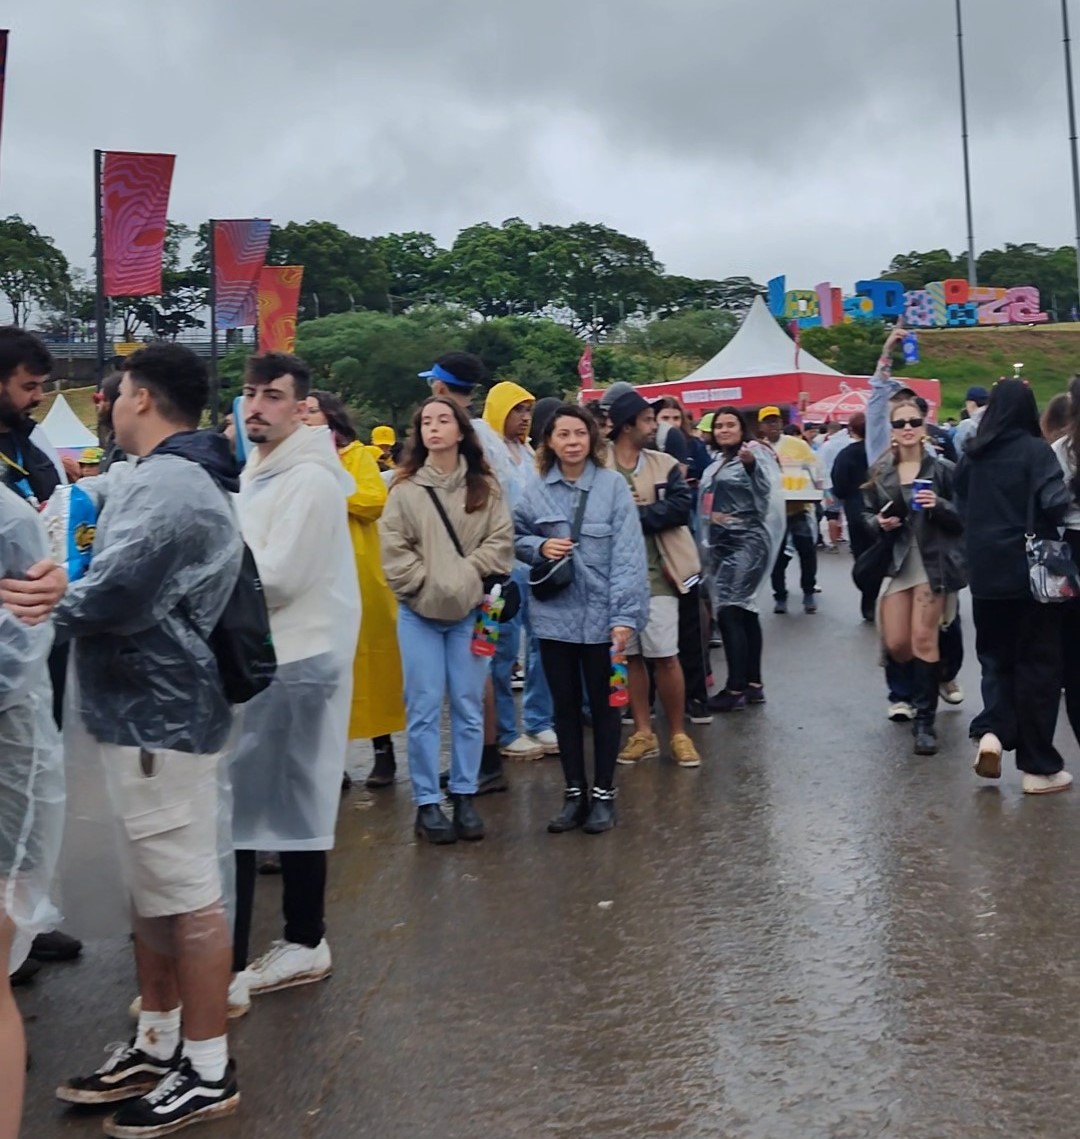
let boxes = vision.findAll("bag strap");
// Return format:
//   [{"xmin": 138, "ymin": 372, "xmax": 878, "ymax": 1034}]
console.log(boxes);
[
  {"xmin": 424, "ymin": 486, "xmax": 466, "ymax": 558},
  {"xmin": 1026, "ymin": 462, "xmax": 1036, "ymax": 540},
  {"xmin": 569, "ymin": 488, "xmax": 590, "ymax": 543}
]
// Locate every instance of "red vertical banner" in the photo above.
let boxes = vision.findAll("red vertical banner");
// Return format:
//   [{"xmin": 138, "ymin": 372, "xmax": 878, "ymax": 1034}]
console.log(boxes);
[
  {"xmin": 214, "ymin": 219, "xmax": 271, "ymax": 329},
  {"xmin": 101, "ymin": 151, "xmax": 175, "ymax": 296},
  {"xmin": 258, "ymin": 266, "xmax": 304, "ymax": 353},
  {"xmin": 0, "ymin": 31, "xmax": 9, "ymax": 177},
  {"xmin": 577, "ymin": 343, "xmax": 595, "ymax": 389}
]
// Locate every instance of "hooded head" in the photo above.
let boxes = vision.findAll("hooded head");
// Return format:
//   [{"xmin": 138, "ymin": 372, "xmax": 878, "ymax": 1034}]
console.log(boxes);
[
  {"xmin": 528, "ymin": 396, "xmax": 561, "ymax": 450},
  {"xmin": 482, "ymin": 381, "xmax": 534, "ymax": 442},
  {"xmin": 967, "ymin": 378, "xmax": 1041, "ymax": 458}
]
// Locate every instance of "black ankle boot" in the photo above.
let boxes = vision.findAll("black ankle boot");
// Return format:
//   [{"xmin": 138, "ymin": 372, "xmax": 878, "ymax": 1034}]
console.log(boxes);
[
  {"xmin": 366, "ymin": 738, "xmax": 396, "ymax": 789},
  {"xmin": 451, "ymin": 794, "xmax": 485, "ymax": 841},
  {"xmin": 912, "ymin": 658, "xmax": 940, "ymax": 756},
  {"xmin": 547, "ymin": 785, "xmax": 590, "ymax": 834},
  {"xmin": 415, "ymin": 803, "xmax": 457, "ymax": 844},
  {"xmin": 583, "ymin": 787, "xmax": 616, "ymax": 834},
  {"xmin": 476, "ymin": 744, "xmax": 508, "ymax": 796}
]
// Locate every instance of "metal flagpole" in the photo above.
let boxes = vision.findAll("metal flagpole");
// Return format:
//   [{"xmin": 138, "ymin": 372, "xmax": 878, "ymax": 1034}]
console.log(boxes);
[
  {"xmin": 1062, "ymin": 0, "xmax": 1080, "ymax": 311},
  {"xmin": 955, "ymin": 0, "xmax": 977, "ymax": 286},
  {"xmin": 208, "ymin": 219, "xmax": 219, "ymax": 425},
  {"xmin": 93, "ymin": 149, "xmax": 107, "ymax": 385}
]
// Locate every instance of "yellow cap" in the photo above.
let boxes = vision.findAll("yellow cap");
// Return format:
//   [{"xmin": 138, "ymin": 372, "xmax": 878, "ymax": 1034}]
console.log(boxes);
[
  {"xmin": 758, "ymin": 405, "xmax": 782, "ymax": 422},
  {"xmin": 79, "ymin": 447, "xmax": 104, "ymax": 464},
  {"xmin": 371, "ymin": 425, "xmax": 396, "ymax": 446}
]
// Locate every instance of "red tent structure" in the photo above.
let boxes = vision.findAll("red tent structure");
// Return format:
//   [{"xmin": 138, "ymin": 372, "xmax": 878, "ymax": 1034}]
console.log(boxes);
[{"xmin": 583, "ymin": 297, "xmax": 940, "ymax": 421}]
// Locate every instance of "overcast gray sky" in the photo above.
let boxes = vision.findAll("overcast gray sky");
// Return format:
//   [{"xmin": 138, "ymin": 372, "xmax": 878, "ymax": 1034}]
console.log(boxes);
[{"xmin": 2, "ymin": 0, "xmax": 1078, "ymax": 290}]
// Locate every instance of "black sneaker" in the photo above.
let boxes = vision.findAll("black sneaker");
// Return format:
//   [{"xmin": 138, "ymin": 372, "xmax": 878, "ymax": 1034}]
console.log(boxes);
[
  {"xmin": 104, "ymin": 1057, "xmax": 239, "ymax": 1137},
  {"xmin": 57, "ymin": 1041, "xmax": 180, "ymax": 1105},
  {"xmin": 687, "ymin": 699, "xmax": 714, "ymax": 725},
  {"xmin": 30, "ymin": 929, "xmax": 83, "ymax": 962}
]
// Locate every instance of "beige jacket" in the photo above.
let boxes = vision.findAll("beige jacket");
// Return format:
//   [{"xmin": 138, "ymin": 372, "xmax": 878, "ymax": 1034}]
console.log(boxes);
[{"xmin": 379, "ymin": 456, "xmax": 514, "ymax": 622}]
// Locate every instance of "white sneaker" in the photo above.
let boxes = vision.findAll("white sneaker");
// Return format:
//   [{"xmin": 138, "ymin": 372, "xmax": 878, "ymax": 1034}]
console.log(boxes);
[
  {"xmin": 973, "ymin": 733, "xmax": 1002, "ymax": 780},
  {"xmin": 1022, "ymin": 771, "xmax": 1074, "ymax": 795},
  {"xmin": 940, "ymin": 680, "xmax": 965, "ymax": 705},
  {"xmin": 528, "ymin": 729, "xmax": 560, "ymax": 755},
  {"xmin": 500, "ymin": 735, "xmax": 545, "ymax": 761},
  {"xmin": 245, "ymin": 939, "xmax": 332, "ymax": 995},
  {"xmin": 128, "ymin": 972, "xmax": 251, "ymax": 1021},
  {"xmin": 888, "ymin": 702, "xmax": 915, "ymax": 722}
]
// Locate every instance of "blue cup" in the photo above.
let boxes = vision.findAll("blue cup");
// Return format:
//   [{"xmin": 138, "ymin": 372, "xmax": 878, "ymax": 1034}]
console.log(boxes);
[{"xmin": 911, "ymin": 478, "xmax": 933, "ymax": 510}]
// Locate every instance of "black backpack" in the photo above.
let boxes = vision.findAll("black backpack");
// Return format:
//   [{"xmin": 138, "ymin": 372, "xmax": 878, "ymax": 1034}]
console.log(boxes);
[{"xmin": 209, "ymin": 543, "xmax": 277, "ymax": 704}]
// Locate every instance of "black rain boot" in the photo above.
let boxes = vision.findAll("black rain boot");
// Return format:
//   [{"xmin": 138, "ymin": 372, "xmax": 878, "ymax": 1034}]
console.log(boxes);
[
  {"xmin": 912, "ymin": 658, "xmax": 940, "ymax": 756},
  {"xmin": 366, "ymin": 737, "xmax": 397, "ymax": 789},
  {"xmin": 451, "ymin": 793, "xmax": 485, "ymax": 841},
  {"xmin": 415, "ymin": 803, "xmax": 457, "ymax": 844},
  {"xmin": 476, "ymin": 743, "xmax": 509, "ymax": 796},
  {"xmin": 547, "ymin": 785, "xmax": 590, "ymax": 834},
  {"xmin": 583, "ymin": 787, "xmax": 616, "ymax": 834}
]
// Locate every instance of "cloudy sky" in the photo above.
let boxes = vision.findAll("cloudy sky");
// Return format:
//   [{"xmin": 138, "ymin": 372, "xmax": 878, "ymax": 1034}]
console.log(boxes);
[{"xmin": 3, "ymin": 0, "xmax": 1079, "ymax": 291}]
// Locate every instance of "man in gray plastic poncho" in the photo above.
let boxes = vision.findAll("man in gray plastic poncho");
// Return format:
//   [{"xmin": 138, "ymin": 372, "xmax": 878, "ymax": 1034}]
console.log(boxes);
[
  {"xmin": 51, "ymin": 344, "xmax": 245, "ymax": 1138},
  {"xmin": 0, "ymin": 483, "xmax": 65, "ymax": 1139}
]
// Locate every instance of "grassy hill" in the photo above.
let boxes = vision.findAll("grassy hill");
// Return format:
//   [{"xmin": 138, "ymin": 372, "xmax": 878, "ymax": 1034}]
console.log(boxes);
[
  {"xmin": 39, "ymin": 386, "xmax": 99, "ymax": 429},
  {"xmin": 898, "ymin": 324, "xmax": 1080, "ymax": 417}
]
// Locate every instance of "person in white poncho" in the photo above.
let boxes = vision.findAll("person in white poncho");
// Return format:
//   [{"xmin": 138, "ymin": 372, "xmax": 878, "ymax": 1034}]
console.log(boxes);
[{"xmin": 231, "ymin": 353, "xmax": 361, "ymax": 999}]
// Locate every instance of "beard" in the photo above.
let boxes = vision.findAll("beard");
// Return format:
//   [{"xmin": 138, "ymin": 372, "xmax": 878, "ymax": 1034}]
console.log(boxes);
[{"xmin": 0, "ymin": 393, "xmax": 32, "ymax": 431}]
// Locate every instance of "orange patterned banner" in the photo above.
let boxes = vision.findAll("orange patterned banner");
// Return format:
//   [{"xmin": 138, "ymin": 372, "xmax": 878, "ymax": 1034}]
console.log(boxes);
[{"xmin": 257, "ymin": 265, "xmax": 303, "ymax": 353}]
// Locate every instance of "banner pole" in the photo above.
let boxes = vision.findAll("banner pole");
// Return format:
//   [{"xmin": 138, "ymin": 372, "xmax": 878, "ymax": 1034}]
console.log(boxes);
[
  {"xmin": 209, "ymin": 218, "xmax": 219, "ymax": 425},
  {"xmin": 94, "ymin": 149, "xmax": 107, "ymax": 385}
]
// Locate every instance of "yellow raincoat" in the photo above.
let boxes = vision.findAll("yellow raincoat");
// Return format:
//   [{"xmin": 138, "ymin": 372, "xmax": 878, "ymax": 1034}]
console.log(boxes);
[{"xmin": 339, "ymin": 440, "xmax": 405, "ymax": 739}]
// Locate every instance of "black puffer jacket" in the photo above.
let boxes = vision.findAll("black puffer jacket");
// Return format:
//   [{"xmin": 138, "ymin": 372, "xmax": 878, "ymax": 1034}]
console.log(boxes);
[
  {"xmin": 862, "ymin": 451, "xmax": 967, "ymax": 594},
  {"xmin": 955, "ymin": 431, "xmax": 1069, "ymax": 599}
]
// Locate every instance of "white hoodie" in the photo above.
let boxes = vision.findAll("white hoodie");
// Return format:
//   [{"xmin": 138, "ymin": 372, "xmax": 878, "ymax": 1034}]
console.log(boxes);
[{"xmin": 239, "ymin": 425, "xmax": 360, "ymax": 664}]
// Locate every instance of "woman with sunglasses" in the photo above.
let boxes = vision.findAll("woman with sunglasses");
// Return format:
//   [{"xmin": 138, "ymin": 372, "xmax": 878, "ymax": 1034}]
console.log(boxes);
[{"xmin": 862, "ymin": 399, "xmax": 966, "ymax": 755}]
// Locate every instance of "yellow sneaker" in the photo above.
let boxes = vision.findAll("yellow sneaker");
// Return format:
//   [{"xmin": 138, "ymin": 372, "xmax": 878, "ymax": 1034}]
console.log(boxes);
[
  {"xmin": 617, "ymin": 731, "xmax": 660, "ymax": 765},
  {"xmin": 671, "ymin": 733, "xmax": 701, "ymax": 768}
]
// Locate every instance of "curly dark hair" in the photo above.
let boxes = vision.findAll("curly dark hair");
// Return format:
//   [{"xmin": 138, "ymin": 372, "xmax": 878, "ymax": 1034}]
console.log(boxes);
[
  {"xmin": 394, "ymin": 396, "xmax": 493, "ymax": 513},
  {"xmin": 537, "ymin": 403, "xmax": 606, "ymax": 474}
]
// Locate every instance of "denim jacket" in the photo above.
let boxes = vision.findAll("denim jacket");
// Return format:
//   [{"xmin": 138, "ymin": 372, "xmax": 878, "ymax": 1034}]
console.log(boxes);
[{"xmin": 513, "ymin": 460, "xmax": 650, "ymax": 644}]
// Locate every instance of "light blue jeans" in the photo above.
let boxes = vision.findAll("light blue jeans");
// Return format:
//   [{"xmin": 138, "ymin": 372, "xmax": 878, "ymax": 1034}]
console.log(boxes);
[
  {"xmin": 492, "ymin": 566, "xmax": 554, "ymax": 746},
  {"xmin": 398, "ymin": 605, "xmax": 490, "ymax": 806}
]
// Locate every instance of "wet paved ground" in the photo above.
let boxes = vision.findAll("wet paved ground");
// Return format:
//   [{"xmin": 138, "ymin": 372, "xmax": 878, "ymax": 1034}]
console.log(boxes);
[{"xmin": 18, "ymin": 551, "xmax": 1080, "ymax": 1138}]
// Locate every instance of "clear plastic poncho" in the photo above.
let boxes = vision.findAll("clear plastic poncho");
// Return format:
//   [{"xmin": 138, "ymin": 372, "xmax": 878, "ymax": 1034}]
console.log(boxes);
[
  {"xmin": 697, "ymin": 441, "xmax": 785, "ymax": 614},
  {"xmin": 0, "ymin": 486, "xmax": 64, "ymax": 972}
]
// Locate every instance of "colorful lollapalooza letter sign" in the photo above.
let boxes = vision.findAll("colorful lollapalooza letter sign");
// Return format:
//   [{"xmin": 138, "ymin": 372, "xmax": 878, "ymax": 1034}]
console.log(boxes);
[{"xmin": 769, "ymin": 274, "xmax": 1050, "ymax": 330}]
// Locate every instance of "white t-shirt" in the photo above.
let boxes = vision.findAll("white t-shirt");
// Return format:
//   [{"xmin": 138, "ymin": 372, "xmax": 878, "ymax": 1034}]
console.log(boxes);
[{"xmin": 1052, "ymin": 435, "xmax": 1080, "ymax": 529}]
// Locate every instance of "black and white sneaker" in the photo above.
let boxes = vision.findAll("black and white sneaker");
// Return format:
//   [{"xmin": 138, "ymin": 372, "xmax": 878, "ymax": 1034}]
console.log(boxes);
[
  {"xmin": 104, "ymin": 1057, "xmax": 239, "ymax": 1137},
  {"xmin": 56, "ymin": 1040, "xmax": 180, "ymax": 1105}
]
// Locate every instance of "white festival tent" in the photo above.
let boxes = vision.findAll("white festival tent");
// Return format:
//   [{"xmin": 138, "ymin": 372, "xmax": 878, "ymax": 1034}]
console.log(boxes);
[{"xmin": 39, "ymin": 393, "xmax": 99, "ymax": 452}]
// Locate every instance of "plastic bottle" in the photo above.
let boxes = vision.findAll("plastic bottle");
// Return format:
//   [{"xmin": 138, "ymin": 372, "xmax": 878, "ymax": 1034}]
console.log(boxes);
[
  {"xmin": 609, "ymin": 645, "xmax": 629, "ymax": 707},
  {"xmin": 471, "ymin": 584, "xmax": 504, "ymax": 657}
]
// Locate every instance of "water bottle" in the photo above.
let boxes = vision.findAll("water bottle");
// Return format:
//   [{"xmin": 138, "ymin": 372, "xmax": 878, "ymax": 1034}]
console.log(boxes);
[
  {"xmin": 471, "ymin": 584, "xmax": 504, "ymax": 658},
  {"xmin": 609, "ymin": 645, "xmax": 629, "ymax": 707}
]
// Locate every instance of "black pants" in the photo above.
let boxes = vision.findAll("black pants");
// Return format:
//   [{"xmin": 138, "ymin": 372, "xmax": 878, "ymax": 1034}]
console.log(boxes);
[
  {"xmin": 845, "ymin": 505, "xmax": 878, "ymax": 618},
  {"xmin": 539, "ymin": 640, "xmax": 619, "ymax": 791},
  {"xmin": 971, "ymin": 597, "xmax": 1064, "ymax": 776},
  {"xmin": 233, "ymin": 849, "xmax": 327, "ymax": 972},
  {"xmin": 716, "ymin": 606, "xmax": 763, "ymax": 691},
  {"xmin": 1062, "ymin": 532, "xmax": 1080, "ymax": 747},
  {"xmin": 678, "ymin": 584, "xmax": 708, "ymax": 705},
  {"xmin": 48, "ymin": 641, "xmax": 69, "ymax": 729},
  {"xmin": 772, "ymin": 512, "xmax": 817, "ymax": 600}
]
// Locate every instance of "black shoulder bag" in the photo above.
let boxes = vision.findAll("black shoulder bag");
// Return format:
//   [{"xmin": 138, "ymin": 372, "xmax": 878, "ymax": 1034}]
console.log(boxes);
[
  {"xmin": 529, "ymin": 489, "xmax": 589, "ymax": 601},
  {"xmin": 424, "ymin": 486, "xmax": 520, "ymax": 622},
  {"xmin": 1025, "ymin": 472, "xmax": 1080, "ymax": 603}
]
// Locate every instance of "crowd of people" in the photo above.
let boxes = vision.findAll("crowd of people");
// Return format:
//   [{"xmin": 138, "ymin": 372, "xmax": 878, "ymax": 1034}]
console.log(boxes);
[{"xmin": 3, "ymin": 321, "xmax": 1080, "ymax": 1136}]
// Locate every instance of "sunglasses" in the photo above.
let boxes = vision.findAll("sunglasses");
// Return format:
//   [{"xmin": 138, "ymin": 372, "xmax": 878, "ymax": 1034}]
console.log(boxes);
[{"xmin": 891, "ymin": 417, "xmax": 924, "ymax": 430}]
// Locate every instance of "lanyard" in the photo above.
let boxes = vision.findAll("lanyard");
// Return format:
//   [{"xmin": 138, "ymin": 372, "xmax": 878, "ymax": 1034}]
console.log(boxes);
[{"xmin": 0, "ymin": 440, "xmax": 38, "ymax": 506}]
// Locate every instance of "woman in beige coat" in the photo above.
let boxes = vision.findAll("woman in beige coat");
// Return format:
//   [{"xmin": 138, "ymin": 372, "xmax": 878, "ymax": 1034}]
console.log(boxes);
[{"xmin": 379, "ymin": 397, "xmax": 514, "ymax": 845}]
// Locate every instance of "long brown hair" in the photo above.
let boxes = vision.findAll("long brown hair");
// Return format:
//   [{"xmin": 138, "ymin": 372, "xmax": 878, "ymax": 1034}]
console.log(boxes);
[
  {"xmin": 537, "ymin": 403, "xmax": 606, "ymax": 474},
  {"xmin": 394, "ymin": 396, "xmax": 493, "ymax": 512},
  {"xmin": 308, "ymin": 389, "xmax": 358, "ymax": 447},
  {"xmin": 653, "ymin": 395, "xmax": 691, "ymax": 441}
]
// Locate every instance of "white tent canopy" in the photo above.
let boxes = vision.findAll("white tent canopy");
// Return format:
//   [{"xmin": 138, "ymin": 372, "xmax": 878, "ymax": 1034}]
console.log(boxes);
[
  {"xmin": 40, "ymin": 393, "xmax": 99, "ymax": 450},
  {"xmin": 679, "ymin": 296, "xmax": 841, "ymax": 382}
]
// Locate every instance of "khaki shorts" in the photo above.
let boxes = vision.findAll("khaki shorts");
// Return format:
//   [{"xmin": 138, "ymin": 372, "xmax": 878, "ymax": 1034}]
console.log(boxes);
[
  {"xmin": 102, "ymin": 745, "xmax": 222, "ymax": 919},
  {"xmin": 625, "ymin": 594, "xmax": 680, "ymax": 660}
]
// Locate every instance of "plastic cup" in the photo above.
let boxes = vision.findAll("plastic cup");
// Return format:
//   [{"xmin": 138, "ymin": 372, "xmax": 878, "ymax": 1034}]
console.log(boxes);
[{"xmin": 911, "ymin": 478, "xmax": 933, "ymax": 510}]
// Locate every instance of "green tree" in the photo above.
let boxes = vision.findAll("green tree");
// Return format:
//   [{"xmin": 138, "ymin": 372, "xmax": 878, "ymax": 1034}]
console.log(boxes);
[
  {"xmin": 657, "ymin": 275, "xmax": 765, "ymax": 317},
  {"xmin": 879, "ymin": 249, "xmax": 966, "ymax": 290},
  {"xmin": 621, "ymin": 309, "xmax": 737, "ymax": 379},
  {"xmin": 0, "ymin": 215, "xmax": 71, "ymax": 326},
  {"xmin": 375, "ymin": 232, "xmax": 446, "ymax": 312},
  {"xmin": 268, "ymin": 221, "xmax": 391, "ymax": 318},
  {"xmin": 800, "ymin": 319, "xmax": 893, "ymax": 376},
  {"xmin": 976, "ymin": 243, "xmax": 1077, "ymax": 319},
  {"xmin": 438, "ymin": 218, "xmax": 549, "ymax": 318}
]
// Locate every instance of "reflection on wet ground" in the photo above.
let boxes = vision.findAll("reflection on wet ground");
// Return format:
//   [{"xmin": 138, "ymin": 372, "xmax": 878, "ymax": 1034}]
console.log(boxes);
[{"xmin": 20, "ymin": 555, "xmax": 1080, "ymax": 1138}]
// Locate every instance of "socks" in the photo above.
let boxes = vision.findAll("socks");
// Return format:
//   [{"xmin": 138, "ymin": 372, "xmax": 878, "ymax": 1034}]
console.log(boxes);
[
  {"xmin": 183, "ymin": 1035, "xmax": 229, "ymax": 1082},
  {"xmin": 135, "ymin": 1007, "xmax": 180, "ymax": 1061}
]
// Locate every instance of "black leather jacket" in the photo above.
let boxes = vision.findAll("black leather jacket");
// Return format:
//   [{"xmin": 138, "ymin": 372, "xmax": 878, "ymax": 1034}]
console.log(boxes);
[{"xmin": 862, "ymin": 452, "xmax": 967, "ymax": 594}]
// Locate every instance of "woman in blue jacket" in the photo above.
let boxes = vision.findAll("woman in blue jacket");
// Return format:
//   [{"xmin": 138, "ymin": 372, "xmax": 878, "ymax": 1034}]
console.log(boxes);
[{"xmin": 514, "ymin": 405, "xmax": 649, "ymax": 835}]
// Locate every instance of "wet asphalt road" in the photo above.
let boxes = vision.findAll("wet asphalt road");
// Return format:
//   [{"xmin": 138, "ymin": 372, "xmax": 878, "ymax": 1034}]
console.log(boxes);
[{"xmin": 18, "ymin": 551, "xmax": 1080, "ymax": 1138}]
